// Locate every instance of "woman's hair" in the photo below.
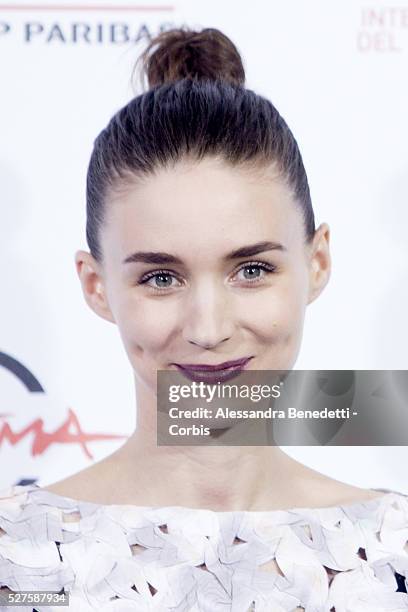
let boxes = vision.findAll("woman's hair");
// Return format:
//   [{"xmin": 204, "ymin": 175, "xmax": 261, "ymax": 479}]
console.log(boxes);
[{"xmin": 86, "ymin": 27, "xmax": 315, "ymax": 262}]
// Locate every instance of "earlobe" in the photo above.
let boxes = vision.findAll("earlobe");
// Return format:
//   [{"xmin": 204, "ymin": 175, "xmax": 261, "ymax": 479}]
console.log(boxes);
[
  {"xmin": 307, "ymin": 223, "xmax": 331, "ymax": 305},
  {"xmin": 74, "ymin": 250, "xmax": 116, "ymax": 324}
]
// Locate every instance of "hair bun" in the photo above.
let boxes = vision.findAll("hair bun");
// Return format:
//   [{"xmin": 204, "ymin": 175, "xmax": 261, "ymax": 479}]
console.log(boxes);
[{"xmin": 138, "ymin": 26, "xmax": 245, "ymax": 89}]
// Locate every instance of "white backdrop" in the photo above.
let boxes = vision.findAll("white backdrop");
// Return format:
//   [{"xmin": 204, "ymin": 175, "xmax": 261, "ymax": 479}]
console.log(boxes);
[{"xmin": 1, "ymin": 0, "xmax": 407, "ymax": 492}]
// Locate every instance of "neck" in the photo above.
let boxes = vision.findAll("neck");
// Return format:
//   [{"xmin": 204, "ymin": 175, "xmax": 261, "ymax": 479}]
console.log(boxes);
[{"xmin": 106, "ymin": 376, "xmax": 316, "ymax": 512}]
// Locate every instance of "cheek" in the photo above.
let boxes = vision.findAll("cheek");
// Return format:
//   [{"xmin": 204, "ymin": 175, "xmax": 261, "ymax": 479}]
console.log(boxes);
[
  {"xmin": 245, "ymin": 280, "xmax": 307, "ymax": 342},
  {"xmin": 115, "ymin": 295, "xmax": 177, "ymax": 358}
]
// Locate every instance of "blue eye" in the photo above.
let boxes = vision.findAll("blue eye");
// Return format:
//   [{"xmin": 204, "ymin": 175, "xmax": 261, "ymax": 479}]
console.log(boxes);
[
  {"xmin": 138, "ymin": 270, "xmax": 182, "ymax": 291},
  {"xmin": 137, "ymin": 261, "xmax": 277, "ymax": 293},
  {"xmin": 234, "ymin": 262, "xmax": 276, "ymax": 283}
]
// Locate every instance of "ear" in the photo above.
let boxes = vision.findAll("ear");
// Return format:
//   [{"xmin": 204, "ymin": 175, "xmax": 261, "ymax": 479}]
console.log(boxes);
[
  {"xmin": 307, "ymin": 223, "xmax": 331, "ymax": 305},
  {"xmin": 75, "ymin": 250, "xmax": 116, "ymax": 324}
]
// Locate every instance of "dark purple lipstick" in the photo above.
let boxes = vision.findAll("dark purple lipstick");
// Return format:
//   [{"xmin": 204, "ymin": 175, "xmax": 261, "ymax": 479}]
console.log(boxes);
[{"xmin": 173, "ymin": 356, "xmax": 253, "ymax": 383}]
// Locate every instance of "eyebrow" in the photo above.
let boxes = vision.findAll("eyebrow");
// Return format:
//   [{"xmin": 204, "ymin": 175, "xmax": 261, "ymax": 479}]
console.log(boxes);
[{"xmin": 122, "ymin": 240, "xmax": 286, "ymax": 265}]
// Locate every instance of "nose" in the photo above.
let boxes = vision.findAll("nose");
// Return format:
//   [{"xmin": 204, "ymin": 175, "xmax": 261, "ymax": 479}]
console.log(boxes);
[{"xmin": 182, "ymin": 279, "xmax": 234, "ymax": 349}]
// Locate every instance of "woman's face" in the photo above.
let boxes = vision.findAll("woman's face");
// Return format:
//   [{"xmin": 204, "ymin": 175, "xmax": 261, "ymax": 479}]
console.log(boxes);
[{"xmin": 77, "ymin": 157, "xmax": 330, "ymax": 394}]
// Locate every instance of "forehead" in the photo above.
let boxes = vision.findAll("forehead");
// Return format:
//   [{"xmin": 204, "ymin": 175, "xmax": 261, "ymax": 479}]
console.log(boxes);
[{"xmin": 102, "ymin": 157, "xmax": 304, "ymax": 262}]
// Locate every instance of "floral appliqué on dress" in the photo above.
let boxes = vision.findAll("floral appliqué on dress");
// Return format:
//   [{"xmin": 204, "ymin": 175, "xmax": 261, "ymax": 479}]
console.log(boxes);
[{"xmin": 1, "ymin": 484, "xmax": 408, "ymax": 611}]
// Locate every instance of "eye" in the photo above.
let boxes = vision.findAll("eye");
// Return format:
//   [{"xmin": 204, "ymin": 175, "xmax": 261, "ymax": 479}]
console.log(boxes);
[
  {"xmin": 137, "ymin": 261, "xmax": 277, "ymax": 294},
  {"xmin": 137, "ymin": 269, "xmax": 183, "ymax": 292},
  {"xmin": 232, "ymin": 261, "xmax": 277, "ymax": 284}
]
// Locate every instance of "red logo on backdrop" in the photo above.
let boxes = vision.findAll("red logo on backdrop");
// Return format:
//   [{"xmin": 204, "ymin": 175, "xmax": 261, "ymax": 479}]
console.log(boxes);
[
  {"xmin": 0, "ymin": 351, "xmax": 126, "ymax": 459},
  {"xmin": 357, "ymin": 6, "xmax": 408, "ymax": 52}
]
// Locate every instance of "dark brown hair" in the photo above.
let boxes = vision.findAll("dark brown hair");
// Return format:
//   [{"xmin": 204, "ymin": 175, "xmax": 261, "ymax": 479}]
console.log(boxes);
[{"xmin": 86, "ymin": 26, "xmax": 315, "ymax": 262}]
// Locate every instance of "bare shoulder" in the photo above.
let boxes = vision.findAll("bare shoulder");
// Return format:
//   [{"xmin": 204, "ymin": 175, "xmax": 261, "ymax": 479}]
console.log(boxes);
[
  {"xmin": 42, "ymin": 456, "xmax": 118, "ymax": 504},
  {"xmin": 297, "ymin": 470, "xmax": 388, "ymax": 509}
]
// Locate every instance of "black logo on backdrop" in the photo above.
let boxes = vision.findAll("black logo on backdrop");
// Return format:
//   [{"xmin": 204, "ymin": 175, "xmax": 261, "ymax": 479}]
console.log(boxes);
[{"xmin": 0, "ymin": 4, "xmax": 176, "ymax": 44}]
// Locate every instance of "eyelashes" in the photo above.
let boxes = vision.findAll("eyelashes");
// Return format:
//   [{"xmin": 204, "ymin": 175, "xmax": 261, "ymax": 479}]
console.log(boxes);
[{"xmin": 136, "ymin": 261, "xmax": 278, "ymax": 293}]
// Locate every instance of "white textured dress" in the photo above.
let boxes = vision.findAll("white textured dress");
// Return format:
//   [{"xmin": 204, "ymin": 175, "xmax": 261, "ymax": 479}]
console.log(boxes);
[{"xmin": 0, "ymin": 484, "xmax": 408, "ymax": 611}]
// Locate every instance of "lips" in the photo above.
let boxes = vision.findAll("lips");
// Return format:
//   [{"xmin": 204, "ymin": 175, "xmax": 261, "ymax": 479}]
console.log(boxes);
[
  {"xmin": 175, "ymin": 356, "xmax": 253, "ymax": 371},
  {"xmin": 173, "ymin": 356, "xmax": 253, "ymax": 383}
]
